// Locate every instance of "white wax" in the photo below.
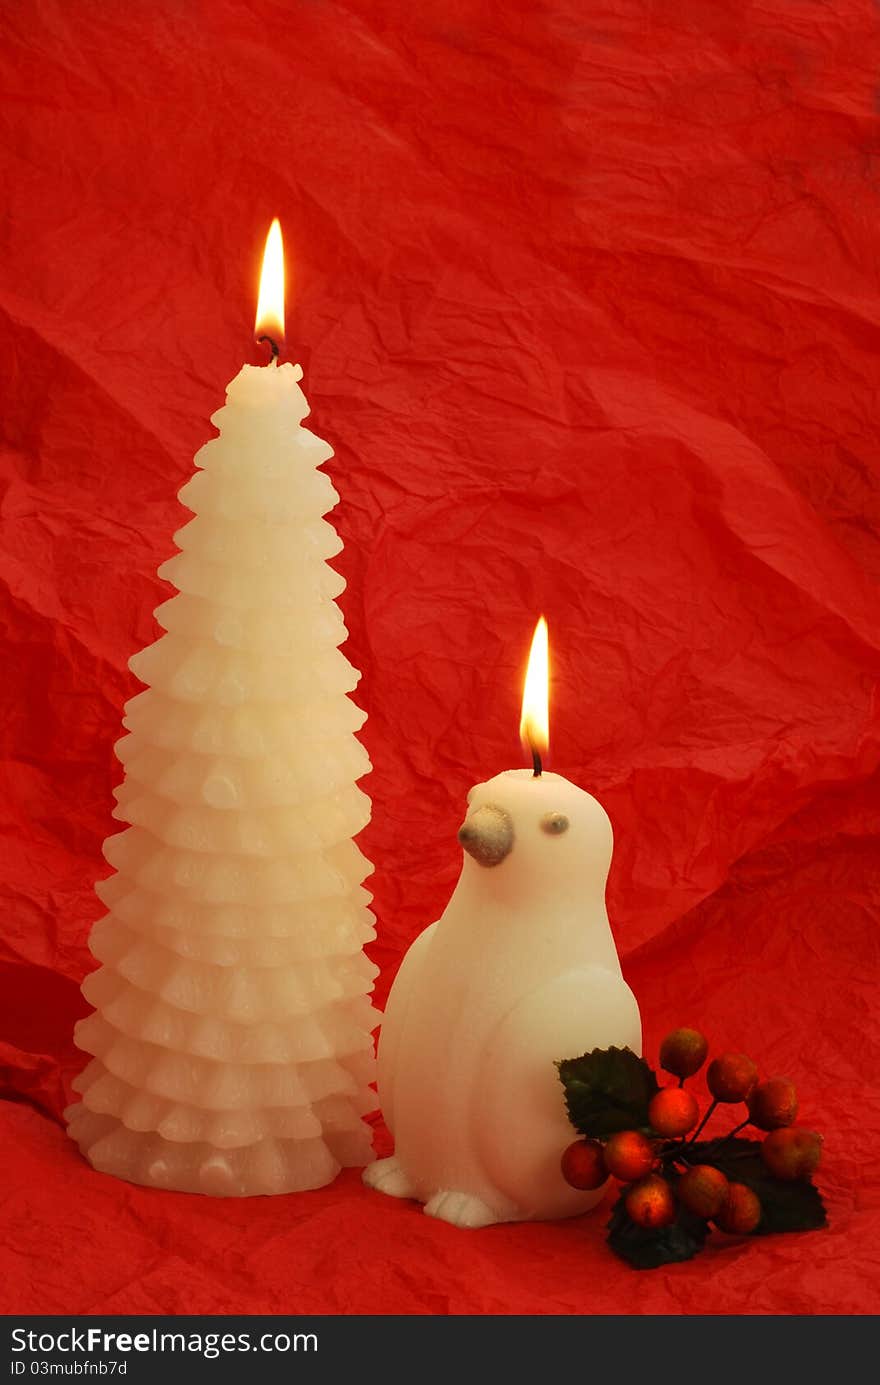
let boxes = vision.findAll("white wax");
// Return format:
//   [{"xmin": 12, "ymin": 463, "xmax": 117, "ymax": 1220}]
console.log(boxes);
[
  {"xmin": 365, "ymin": 769, "xmax": 641, "ymax": 1227},
  {"xmin": 66, "ymin": 361, "xmax": 378, "ymax": 1196}
]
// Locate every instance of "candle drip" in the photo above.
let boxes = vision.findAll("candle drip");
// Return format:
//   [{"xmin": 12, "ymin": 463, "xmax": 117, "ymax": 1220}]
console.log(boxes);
[{"xmin": 531, "ymin": 746, "xmax": 542, "ymax": 778}]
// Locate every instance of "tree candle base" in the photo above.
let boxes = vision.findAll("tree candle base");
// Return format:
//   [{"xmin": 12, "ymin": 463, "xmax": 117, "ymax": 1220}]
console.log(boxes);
[{"xmin": 66, "ymin": 1105, "xmax": 373, "ymax": 1196}]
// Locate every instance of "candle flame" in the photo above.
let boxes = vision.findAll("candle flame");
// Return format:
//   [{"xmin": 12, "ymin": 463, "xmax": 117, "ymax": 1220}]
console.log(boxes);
[
  {"xmin": 520, "ymin": 616, "xmax": 549, "ymax": 763},
  {"xmin": 254, "ymin": 218, "xmax": 285, "ymax": 348}
]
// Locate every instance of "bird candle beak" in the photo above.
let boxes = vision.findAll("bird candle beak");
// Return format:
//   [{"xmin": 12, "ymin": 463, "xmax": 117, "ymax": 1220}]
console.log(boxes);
[{"xmin": 458, "ymin": 803, "xmax": 514, "ymax": 868}]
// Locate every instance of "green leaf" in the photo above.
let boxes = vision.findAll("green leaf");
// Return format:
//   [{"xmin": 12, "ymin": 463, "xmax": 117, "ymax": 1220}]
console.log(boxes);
[
  {"xmin": 606, "ymin": 1191, "xmax": 710, "ymax": 1270},
  {"xmin": 557, "ymin": 1046, "xmax": 660, "ymax": 1138},
  {"xmin": 686, "ymin": 1137, "xmax": 828, "ymax": 1235}
]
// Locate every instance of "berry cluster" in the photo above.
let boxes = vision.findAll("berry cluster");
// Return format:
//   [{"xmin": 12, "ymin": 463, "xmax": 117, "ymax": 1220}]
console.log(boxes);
[{"xmin": 560, "ymin": 1027, "xmax": 823, "ymax": 1236}]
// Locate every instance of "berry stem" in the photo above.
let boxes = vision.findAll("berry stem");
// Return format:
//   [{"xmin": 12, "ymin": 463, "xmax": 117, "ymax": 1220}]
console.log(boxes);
[
  {"xmin": 687, "ymin": 1099, "xmax": 718, "ymax": 1145},
  {"xmin": 720, "ymin": 1118, "xmax": 750, "ymax": 1144},
  {"xmin": 658, "ymin": 1137, "xmax": 695, "ymax": 1167}
]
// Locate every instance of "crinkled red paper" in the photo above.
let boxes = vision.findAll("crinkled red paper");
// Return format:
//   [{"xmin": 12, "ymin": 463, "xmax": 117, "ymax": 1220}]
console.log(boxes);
[{"xmin": 1, "ymin": 0, "xmax": 879, "ymax": 1316}]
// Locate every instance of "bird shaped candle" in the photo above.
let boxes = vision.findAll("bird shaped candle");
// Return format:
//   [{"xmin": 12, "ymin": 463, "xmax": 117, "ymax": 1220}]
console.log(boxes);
[{"xmin": 364, "ymin": 618, "xmax": 641, "ymax": 1228}]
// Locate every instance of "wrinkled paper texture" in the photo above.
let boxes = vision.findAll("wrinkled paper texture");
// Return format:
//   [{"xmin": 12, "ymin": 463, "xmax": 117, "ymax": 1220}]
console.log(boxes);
[{"xmin": 1, "ymin": 0, "xmax": 878, "ymax": 1315}]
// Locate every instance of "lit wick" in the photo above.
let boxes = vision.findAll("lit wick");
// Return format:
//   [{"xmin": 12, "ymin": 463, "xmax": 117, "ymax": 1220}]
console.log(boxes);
[
  {"xmin": 256, "ymin": 333, "xmax": 280, "ymax": 361},
  {"xmin": 520, "ymin": 615, "xmax": 549, "ymax": 781},
  {"xmin": 254, "ymin": 218, "xmax": 284, "ymax": 368}
]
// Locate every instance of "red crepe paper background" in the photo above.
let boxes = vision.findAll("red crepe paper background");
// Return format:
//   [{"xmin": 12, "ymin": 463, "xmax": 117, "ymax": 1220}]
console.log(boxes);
[{"xmin": 1, "ymin": 0, "xmax": 879, "ymax": 1316}]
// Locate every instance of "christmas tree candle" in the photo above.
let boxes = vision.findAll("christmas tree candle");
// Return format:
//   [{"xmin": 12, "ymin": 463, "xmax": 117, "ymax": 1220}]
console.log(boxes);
[{"xmin": 66, "ymin": 223, "xmax": 378, "ymax": 1196}]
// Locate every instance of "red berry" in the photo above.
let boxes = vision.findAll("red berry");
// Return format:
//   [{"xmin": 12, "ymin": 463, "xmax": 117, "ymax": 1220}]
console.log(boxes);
[
  {"xmin": 706, "ymin": 1053, "xmax": 758, "ymax": 1103},
  {"xmin": 760, "ymin": 1128, "xmax": 823, "ymax": 1181},
  {"xmin": 560, "ymin": 1138, "xmax": 607, "ymax": 1190},
  {"xmin": 659, "ymin": 1027, "xmax": 709, "ymax": 1079},
  {"xmin": 625, "ymin": 1175, "xmax": 676, "ymax": 1229},
  {"xmin": 747, "ymin": 1078, "xmax": 798, "ymax": 1131},
  {"xmin": 714, "ymin": 1182, "xmax": 761, "ymax": 1234},
  {"xmin": 677, "ymin": 1164, "xmax": 729, "ymax": 1219},
  {"xmin": 648, "ymin": 1087, "xmax": 700, "ymax": 1137},
  {"xmin": 603, "ymin": 1130, "xmax": 656, "ymax": 1182}
]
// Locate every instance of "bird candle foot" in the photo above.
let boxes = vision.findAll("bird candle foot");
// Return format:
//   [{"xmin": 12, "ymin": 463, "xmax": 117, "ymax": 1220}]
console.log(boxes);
[
  {"xmin": 424, "ymin": 1189, "xmax": 507, "ymax": 1230},
  {"xmin": 362, "ymin": 1156, "xmax": 417, "ymax": 1200}
]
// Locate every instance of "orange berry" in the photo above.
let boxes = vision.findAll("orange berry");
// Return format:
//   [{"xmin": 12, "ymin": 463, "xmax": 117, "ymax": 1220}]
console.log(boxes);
[
  {"xmin": 706, "ymin": 1053, "xmax": 758, "ymax": 1103},
  {"xmin": 603, "ymin": 1130, "xmax": 656, "ymax": 1182},
  {"xmin": 760, "ymin": 1128, "xmax": 823, "ymax": 1181},
  {"xmin": 714, "ymin": 1182, "xmax": 761, "ymax": 1234},
  {"xmin": 648, "ymin": 1087, "xmax": 700, "ymax": 1137},
  {"xmin": 625, "ymin": 1175, "xmax": 676, "ymax": 1229},
  {"xmin": 747, "ymin": 1078, "xmax": 798, "ymax": 1131},
  {"xmin": 659, "ymin": 1027, "xmax": 709, "ymax": 1079},
  {"xmin": 560, "ymin": 1138, "xmax": 607, "ymax": 1190},
  {"xmin": 677, "ymin": 1164, "xmax": 729, "ymax": 1219}
]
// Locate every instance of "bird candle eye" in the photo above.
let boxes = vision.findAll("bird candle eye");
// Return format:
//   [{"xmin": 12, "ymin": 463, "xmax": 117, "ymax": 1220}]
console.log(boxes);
[{"xmin": 540, "ymin": 812, "xmax": 569, "ymax": 835}]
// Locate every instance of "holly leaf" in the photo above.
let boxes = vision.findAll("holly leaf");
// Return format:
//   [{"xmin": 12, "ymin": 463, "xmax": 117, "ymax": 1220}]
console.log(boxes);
[
  {"xmin": 557, "ymin": 1046, "xmax": 660, "ymax": 1138},
  {"xmin": 689, "ymin": 1137, "xmax": 828, "ymax": 1234},
  {"xmin": 606, "ymin": 1191, "xmax": 710, "ymax": 1270}
]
